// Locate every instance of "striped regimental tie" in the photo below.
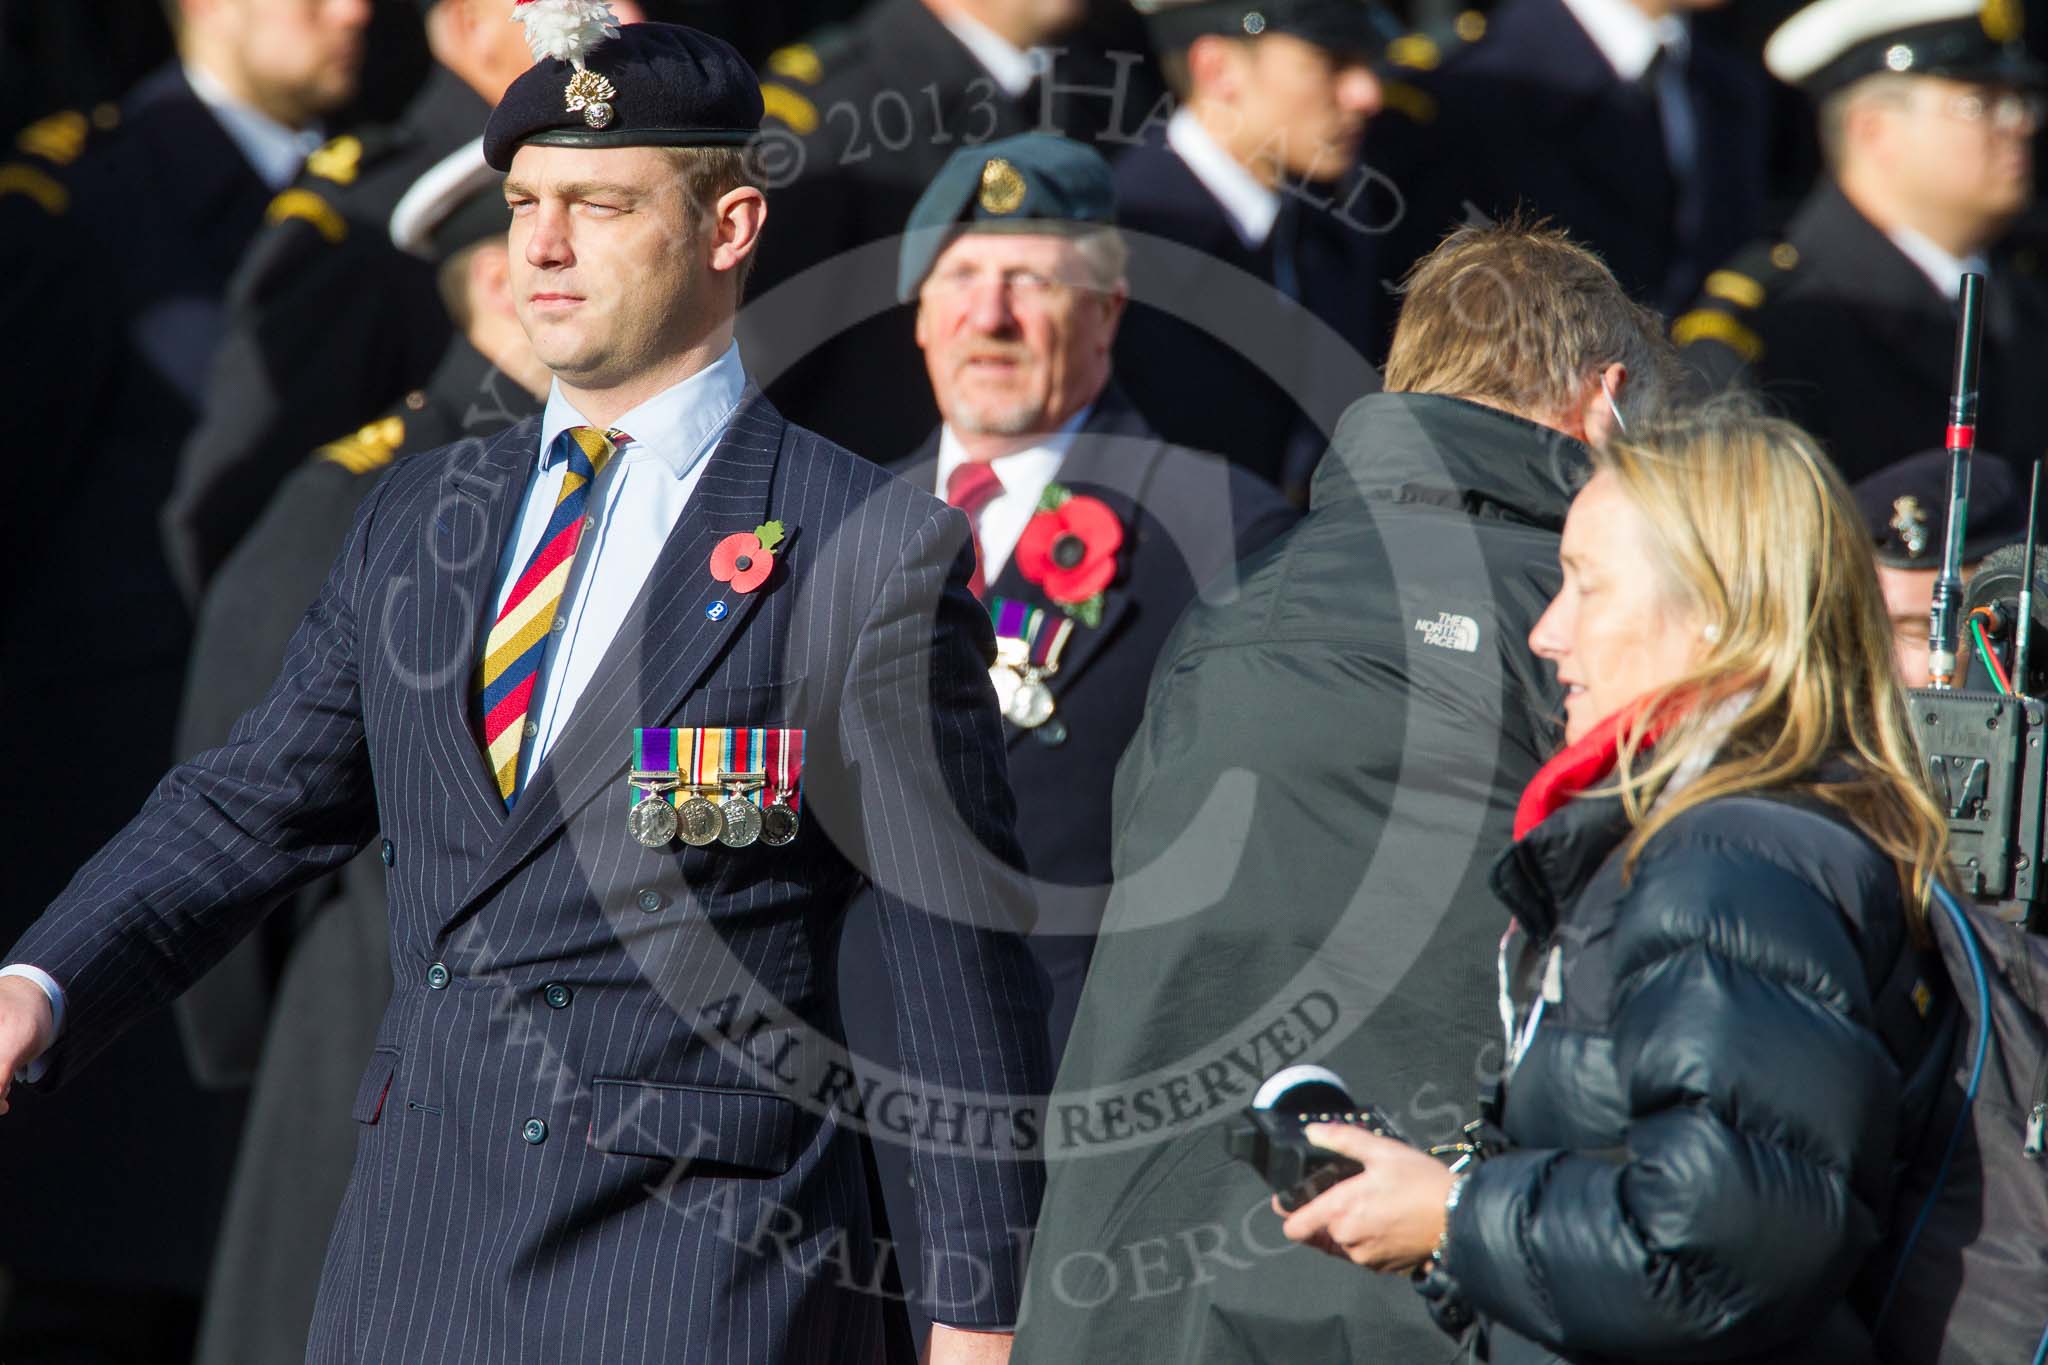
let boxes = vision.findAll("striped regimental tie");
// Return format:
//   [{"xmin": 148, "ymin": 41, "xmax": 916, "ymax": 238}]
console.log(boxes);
[{"xmin": 478, "ymin": 425, "xmax": 625, "ymax": 807}]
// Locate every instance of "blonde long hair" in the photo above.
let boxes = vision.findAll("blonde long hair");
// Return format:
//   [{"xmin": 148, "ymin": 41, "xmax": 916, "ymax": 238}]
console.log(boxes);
[{"xmin": 1595, "ymin": 405, "xmax": 1952, "ymax": 934}]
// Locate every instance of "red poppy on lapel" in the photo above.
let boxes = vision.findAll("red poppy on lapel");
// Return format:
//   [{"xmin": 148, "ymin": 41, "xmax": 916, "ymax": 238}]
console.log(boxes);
[
  {"xmin": 1015, "ymin": 486, "xmax": 1121, "ymax": 627},
  {"xmin": 710, "ymin": 520, "xmax": 786, "ymax": 595}
]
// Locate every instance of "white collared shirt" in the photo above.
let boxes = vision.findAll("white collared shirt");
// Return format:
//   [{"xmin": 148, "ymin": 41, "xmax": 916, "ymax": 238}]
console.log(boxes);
[
  {"xmin": 1888, "ymin": 225, "xmax": 1990, "ymax": 302},
  {"xmin": 183, "ymin": 60, "xmax": 324, "ymax": 190},
  {"xmin": 1558, "ymin": 0, "xmax": 1688, "ymax": 81},
  {"xmin": 1166, "ymin": 107, "xmax": 1281, "ymax": 250},
  {"xmin": 940, "ymin": 10, "xmax": 1045, "ymax": 99},
  {"xmin": 491, "ymin": 342, "xmax": 748, "ymax": 783},
  {"xmin": 935, "ymin": 407, "xmax": 1091, "ymax": 581}
]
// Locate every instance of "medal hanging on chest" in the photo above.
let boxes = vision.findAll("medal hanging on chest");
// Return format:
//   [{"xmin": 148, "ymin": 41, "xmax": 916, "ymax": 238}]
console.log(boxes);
[
  {"xmin": 716, "ymin": 728, "xmax": 766, "ymax": 849},
  {"xmin": 627, "ymin": 726, "xmax": 805, "ymax": 851},
  {"xmin": 626, "ymin": 727, "xmax": 682, "ymax": 847},
  {"xmin": 759, "ymin": 727, "xmax": 805, "ymax": 846},
  {"xmin": 627, "ymin": 776, "xmax": 680, "ymax": 847},
  {"xmin": 675, "ymin": 727, "xmax": 727, "ymax": 846},
  {"xmin": 988, "ymin": 597, "xmax": 1076, "ymax": 730}
]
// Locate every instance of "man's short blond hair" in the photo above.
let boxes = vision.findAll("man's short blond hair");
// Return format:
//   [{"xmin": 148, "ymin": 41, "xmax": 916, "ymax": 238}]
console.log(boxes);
[
  {"xmin": 662, "ymin": 145, "xmax": 763, "ymax": 295},
  {"xmin": 1383, "ymin": 220, "xmax": 1676, "ymax": 426}
]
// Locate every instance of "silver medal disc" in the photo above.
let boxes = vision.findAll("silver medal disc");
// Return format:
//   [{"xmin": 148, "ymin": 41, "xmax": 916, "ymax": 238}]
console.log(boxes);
[
  {"xmin": 760, "ymin": 803, "xmax": 800, "ymax": 846},
  {"xmin": 990, "ymin": 664, "xmax": 1021, "ymax": 716},
  {"xmin": 676, "ymin": 796, "xmax": 725, "ymax": 847},
  {"xmin": 718, "ymin": 796, "xmax": 764, "ymax": 848},
  {"xmin": 628, "ymin": 795, "xmax": 679, "ymax": 848},
  {"xmin": 1006, "ymin": 677, "xmax": 1056, "ymax": 729}
]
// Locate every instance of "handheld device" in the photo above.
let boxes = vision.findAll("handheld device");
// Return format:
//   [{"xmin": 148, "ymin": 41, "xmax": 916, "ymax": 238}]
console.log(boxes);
[{"xmin": 1223, "ymin": 1064, "xmax": 1408, "ymax": 1211}]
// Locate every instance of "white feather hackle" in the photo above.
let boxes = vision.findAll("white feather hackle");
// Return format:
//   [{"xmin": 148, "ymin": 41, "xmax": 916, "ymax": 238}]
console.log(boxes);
[{"xmin": 511, "ymin": 0, "xmax": 620, "ymax": 69}]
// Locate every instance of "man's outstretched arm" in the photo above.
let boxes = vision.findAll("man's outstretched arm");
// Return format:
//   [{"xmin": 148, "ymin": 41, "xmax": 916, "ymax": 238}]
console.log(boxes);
[{"xmin": 0, "ymin": 470, "xmax": 394, "ymax": 1090}]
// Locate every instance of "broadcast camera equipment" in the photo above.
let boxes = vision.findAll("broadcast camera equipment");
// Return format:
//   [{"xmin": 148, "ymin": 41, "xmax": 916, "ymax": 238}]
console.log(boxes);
[
  {"xmin": 1915, "ymin": 272, "xmax": 2047, "ymax": 933},
  {"xmin": 1222, "ymin": 1065, "xmax": 1409, "ymax": 1211}
]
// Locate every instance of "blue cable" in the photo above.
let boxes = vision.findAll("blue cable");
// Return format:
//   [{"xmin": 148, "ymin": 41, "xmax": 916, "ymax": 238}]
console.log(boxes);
[
  {"xmin": 2034, "ymin": 1318, "xmax": 2048, "ymax": 1365},
  {"xmin": 1874, "ymin": 883, "xmax": 1992, "ymax": 1333}
]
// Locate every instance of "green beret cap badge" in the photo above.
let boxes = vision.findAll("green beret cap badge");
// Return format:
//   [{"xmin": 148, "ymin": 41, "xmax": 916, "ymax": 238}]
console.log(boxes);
[{"xmin": 979, "ymin": 158, "xmax": 1027, "ymax": 215}]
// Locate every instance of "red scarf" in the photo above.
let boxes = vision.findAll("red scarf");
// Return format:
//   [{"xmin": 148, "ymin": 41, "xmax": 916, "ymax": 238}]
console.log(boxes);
[{"xmin": 1513, "ymin": 699, "xmax": 1684, "ymax": 841}]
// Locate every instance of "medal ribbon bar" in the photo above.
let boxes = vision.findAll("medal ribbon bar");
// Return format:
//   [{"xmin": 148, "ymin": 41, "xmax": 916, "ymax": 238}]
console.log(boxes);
[{"xmin": 629, "ymin": 726, "xmax": 806, "ymax": 812}]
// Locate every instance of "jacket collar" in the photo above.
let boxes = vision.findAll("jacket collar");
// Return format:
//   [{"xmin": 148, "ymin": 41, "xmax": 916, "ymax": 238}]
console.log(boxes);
[
  {"xmin": 1492, "ymin": 788, "xmax": 1631, "ymax": 941},
  {"xmin": 422, "ymin": 339, "xmax": 542, "ymax": 439},
  {"xmin": 1311, "ymin": 391, "xmax": 1588, "ymax": 530},
  {"xmin": 132, "ymin": 64, "xmax": 272, "ymax": 241},
  {"xmin": 876, "ymin": 0, "xmax": 1011, "ymax": 112},
  {"xmin": 1492, "ymin": 698, "xmax": 1667, "ymax": 936},
  {"xmin": 1793, "ymin": 183, "xmax": 1957, "ymax": 320},
  {"xmin": 899, "ymin": 383, "xmax": 1154, "ymax": 489},
  {"xmin": 1117, "ymin": 135, "xmax": 1265, "ymax": 269}
]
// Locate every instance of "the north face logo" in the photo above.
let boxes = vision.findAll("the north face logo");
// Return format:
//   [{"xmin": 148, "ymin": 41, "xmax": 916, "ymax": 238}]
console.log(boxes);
[{"xmin": 1415, "ymin": 612, "xmax": 1480, "ymax": 653}]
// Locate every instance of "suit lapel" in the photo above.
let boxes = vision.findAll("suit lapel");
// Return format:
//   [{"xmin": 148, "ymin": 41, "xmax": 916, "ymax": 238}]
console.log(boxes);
[
  {"xmin": 446, "ymin": 392, "xmax": 786, "ymax": 924},
  {"xmin": 416, "ymin": 416, "xmax": 541, "ymax": 833}
]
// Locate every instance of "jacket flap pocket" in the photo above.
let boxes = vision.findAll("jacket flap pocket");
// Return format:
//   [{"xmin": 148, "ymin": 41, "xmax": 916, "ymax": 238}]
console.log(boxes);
[
  {"xmin": 588, "ymin": 1078, "xmax": 797, "ymax": 1174},
  {"xmin": 351, "ymin": 1047, "xmax": 400, "ymax": 1124}
]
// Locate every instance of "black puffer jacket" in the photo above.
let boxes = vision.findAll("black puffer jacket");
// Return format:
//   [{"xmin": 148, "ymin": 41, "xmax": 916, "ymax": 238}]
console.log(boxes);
[{"xmin": 1440, "ymin": 780, "xmax": 1954, "ymax": 1364}]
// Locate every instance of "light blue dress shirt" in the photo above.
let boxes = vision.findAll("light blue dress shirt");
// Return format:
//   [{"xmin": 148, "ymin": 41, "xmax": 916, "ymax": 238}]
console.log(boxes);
[
  {"xmin": 493, "ymin": 341, "xmax": 748, "ymax": 783},
  {"xmin": 183, "ymin": 60, "xmax": 325, "ymax": 191},
  {"xmin": 6, "ymin": 344, "xmax": 751, "ymax": 1077}
]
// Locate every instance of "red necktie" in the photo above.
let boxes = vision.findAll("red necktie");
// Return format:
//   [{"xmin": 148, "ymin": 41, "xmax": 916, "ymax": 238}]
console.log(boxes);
[{"xmin": 946, "ymin": 461, "xmax": 1003, "ymax": 599}]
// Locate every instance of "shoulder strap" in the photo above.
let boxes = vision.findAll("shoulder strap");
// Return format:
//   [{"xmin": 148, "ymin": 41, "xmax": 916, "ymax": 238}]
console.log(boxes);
[{"xmin": 1873, "ymin": 883, "xmax": 1995, "ymax": 1333}]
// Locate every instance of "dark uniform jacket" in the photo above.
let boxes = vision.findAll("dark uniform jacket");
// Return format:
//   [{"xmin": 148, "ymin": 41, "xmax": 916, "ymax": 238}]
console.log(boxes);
[
  {"xmin": 742, "ymin": 0, "xmax": 1164, "ymax": 464},
  {"xmin": 1110, "ymin": 131, "xmax": 1391, "ymax": 495},
  {"xmin": 163, "ymin": 66, "xmax": 489, "ymax": 601},
  {"xmin": 1676, "ymin": 182, "xmax": 2048, "ymax": 484},
  {"xmin": 1012, "ymin": 392, "xmax": 1576, "ymax": 1365},
  {"xmin": 176, "ymin": 339, "xmax": 540, "ymax": 1365},
  {"xmin": 1448, "ymin": 783, "xmax": 1953, "ymax": 1363},
  {"xmin": 1366, "ymin": 0, "xmax": 1768, "ymax": 314},
  {"xmin": 0, "ymin": 61, "xmax": 267, "ymax": 1295},
  {"xmin": 9, "ymin": 391, "xmax": 1052, "ymax": 1362}
]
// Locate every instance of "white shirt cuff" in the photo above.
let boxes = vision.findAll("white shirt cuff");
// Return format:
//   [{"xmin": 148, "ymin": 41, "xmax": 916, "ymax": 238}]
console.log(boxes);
[{"xmin": 0, "ymin": 964, "xmax": 64, "ymax": 1082}]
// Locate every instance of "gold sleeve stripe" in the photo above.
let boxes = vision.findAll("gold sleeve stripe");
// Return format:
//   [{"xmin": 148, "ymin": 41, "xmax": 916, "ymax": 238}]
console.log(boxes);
[
  {"xmin": 16, "ymin": 111, "xmax": 87, "ymax": 165},
  {"xmin": 1378, "ymin": 81, "xmax": 1439, "ymax": 125},
  {"xmin": 1672, "ymin": 309, "xmax": 1764, "ymax": 363},
  {"xmin": 760, "ymin": 84, "xmax": 819, "ymax": 136},
  {"xmin": 266, "ymin": 188, "xmax": 347, "ymax": 244},
  {"xmin": 0, "ymin": 162, "xmax": 67, "ymax": 215},
  {"xmin": 766, "ymin": 43, "xmax": 824, "ymax": 84},
  {"xmin": 1387, "ymin": 33, "xmax": 1441, "ymax": 69},
  {"xmin": 1703, "ymin": 269, "xmax": 1765, "ymax": 310},
  {"xmin": 317, "ymin": 416, "xmax": 406, "ymax": 474}
]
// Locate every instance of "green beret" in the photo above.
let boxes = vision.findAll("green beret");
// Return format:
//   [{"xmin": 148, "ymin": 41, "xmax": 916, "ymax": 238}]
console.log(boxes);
[{"xmin": 897, "ymin": 133, "xmax": 1117, "ymax": 302}]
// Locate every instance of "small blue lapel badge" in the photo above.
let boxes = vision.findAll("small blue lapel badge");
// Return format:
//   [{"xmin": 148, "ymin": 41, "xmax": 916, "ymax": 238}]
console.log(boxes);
[{"xmin": 706, "ymin": 600, "xmax": 729, "ymax": 622}]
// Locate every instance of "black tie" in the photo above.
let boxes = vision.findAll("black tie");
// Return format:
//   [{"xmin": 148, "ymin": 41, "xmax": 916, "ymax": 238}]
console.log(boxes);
[{"xmin": 1647, "ymin": 38, "xmax": 1704, "ymax": 305}]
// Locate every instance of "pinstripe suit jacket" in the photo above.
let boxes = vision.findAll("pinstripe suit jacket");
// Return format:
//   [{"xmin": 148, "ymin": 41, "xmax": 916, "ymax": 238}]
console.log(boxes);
[{"xmin": 9, "ymin": 391, "xmax": 1052, "ymax": 1362}]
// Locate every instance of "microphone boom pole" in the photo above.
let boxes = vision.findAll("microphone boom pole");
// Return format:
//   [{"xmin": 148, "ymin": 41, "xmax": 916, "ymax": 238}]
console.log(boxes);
[{"xmin": 1930, "ymin": 271, "xmax": 1986, "ymax": 689}]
